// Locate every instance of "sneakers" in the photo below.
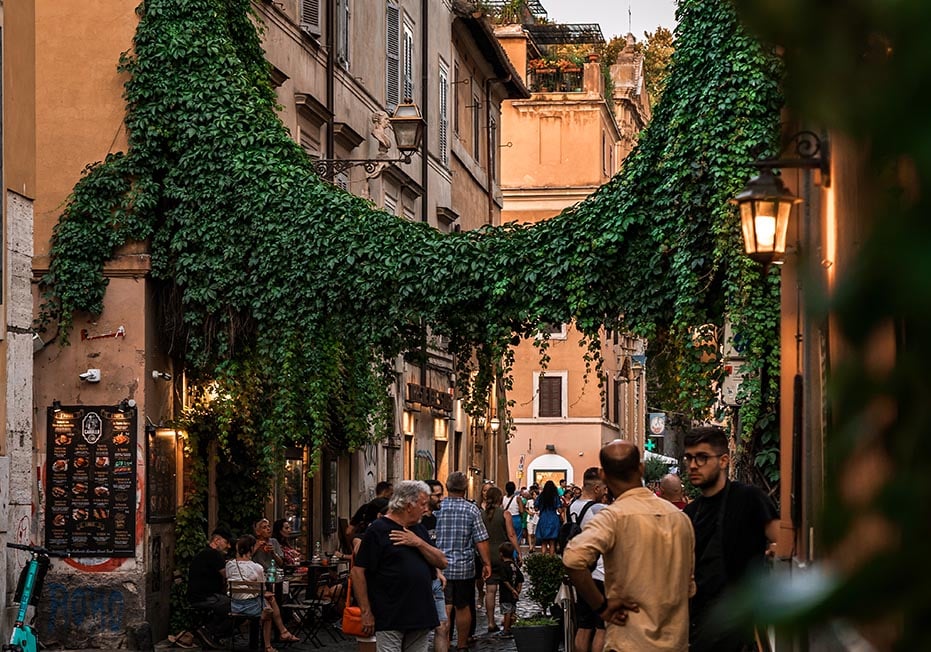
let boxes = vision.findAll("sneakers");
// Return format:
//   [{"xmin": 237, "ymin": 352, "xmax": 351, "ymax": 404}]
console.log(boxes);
[{"xmin": 195, "ymin": 627, "xmax": 221, "ymax": 650}]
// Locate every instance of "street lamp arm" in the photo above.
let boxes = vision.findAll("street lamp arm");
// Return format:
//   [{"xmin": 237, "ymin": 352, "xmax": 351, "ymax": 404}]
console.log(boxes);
[{"xmin": 313, "ymin": 156, "xmax": 413, "ymax": 179}]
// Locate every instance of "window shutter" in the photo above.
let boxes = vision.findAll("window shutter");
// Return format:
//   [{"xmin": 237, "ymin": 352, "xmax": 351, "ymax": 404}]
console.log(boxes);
[
  {"xmin": 439, "ymin": 67, "xmax": 449, "ymax": 167},
  {"xmin": 300, "ymin": 0, "xmax": 321, "ymax": 36},
  {"xmin": 538, "ymin": 376, "xmax": 562, "ymax": 418},
  {"xmin": 403, "ymin": 25, "xmax": 414, "ymax": 102},
  {"xmin": 337, "ymin": 0, "xmax": 350, "ymax": 69},
  {"xmin": 385, "ymin": 3, "xmax": 400, "ymax": 111}
]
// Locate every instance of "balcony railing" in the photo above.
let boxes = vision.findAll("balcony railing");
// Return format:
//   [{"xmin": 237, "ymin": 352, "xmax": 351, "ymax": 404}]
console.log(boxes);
[{"xmin": 527, "ymin": 68, "xmax": 583, "ymax": 93}]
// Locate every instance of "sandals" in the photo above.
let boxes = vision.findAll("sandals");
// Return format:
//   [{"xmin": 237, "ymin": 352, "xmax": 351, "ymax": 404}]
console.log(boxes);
[{"xmin": 278, "ymin": 632, "xmax": 301, "ymax": 643}]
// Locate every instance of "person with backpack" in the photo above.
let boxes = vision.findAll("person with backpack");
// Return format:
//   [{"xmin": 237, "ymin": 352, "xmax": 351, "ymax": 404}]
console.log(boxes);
[{"xmin": 565, "ymin": 468, "xmax": 608, "ymax": 652}]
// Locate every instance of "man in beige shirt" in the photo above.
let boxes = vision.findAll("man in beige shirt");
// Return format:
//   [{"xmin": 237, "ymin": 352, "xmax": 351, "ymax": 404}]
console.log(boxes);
[{"xmin": 564, "ymin": 440, "xmax": 696, "ymax": 651}]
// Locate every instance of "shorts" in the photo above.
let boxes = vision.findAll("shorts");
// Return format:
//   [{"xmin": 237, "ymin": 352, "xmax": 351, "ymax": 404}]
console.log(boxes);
[
  {"xmin": 432, "ymin": 578, "xmax": 448, "ymax": 623},
  {"xmin": 527, "ymin": 518, "xmax": 538, "ymax": 535},
  {"xmin": 499, "ymin": 601, "xmax": 516, "ymax": 615},
  {"xmin": 444, "ymin": 578, "xmax": 475, "ymax": 609},
  {"xmin": 575, "ymin": 579, "xmax": 606, "ymax": 630}
]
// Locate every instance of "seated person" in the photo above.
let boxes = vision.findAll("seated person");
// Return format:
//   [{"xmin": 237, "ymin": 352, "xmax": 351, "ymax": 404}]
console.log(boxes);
[
  {"xmin": 272, "ymin": 519, "xmax": 303, "ymax": 570},
  {"xmin": 187, "ymin": 527, "xmax": 234, "ymax": 649},
  {"xmin": 228, "ymin": 535, "xmax": 300, "ymax": 652},
  {"xmin": 251, "ymin": 518, "xmax": 284, "ymax": 571}
]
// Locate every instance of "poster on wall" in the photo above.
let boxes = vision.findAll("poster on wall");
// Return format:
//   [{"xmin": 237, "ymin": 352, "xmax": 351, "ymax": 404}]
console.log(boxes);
[{"xmin": 45, "ymin": 405, "xmax": 137, "ymax": 557}]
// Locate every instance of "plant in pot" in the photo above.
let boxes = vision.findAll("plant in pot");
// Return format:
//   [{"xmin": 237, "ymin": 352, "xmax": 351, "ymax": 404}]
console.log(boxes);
[{"xmin": 513, "ymin": 554, "xmax": 565, "ymax": 652}]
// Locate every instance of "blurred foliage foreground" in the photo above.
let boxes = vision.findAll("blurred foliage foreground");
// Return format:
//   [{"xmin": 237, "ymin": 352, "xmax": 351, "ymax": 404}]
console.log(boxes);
[{"xmin": 726, "ymin": 1, "xmax": 931, "ymax": 649}]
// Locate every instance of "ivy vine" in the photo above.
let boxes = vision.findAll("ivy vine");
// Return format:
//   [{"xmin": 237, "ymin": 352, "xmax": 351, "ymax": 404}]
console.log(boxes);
[{"xmin": 41, "ymin": 0, "xmax": 782, "ymax": 488}]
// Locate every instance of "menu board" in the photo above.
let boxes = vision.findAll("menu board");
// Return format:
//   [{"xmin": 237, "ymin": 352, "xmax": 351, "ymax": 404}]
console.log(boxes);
[{"xmin": 45, "ymin": 405, "xmax": 137, "ymax": 557}]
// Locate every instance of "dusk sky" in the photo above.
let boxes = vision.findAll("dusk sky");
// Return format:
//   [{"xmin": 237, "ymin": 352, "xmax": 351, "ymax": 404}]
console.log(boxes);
[{"xmin": 541, "ymin": 0, "xmax": 678, "ymax": 42}]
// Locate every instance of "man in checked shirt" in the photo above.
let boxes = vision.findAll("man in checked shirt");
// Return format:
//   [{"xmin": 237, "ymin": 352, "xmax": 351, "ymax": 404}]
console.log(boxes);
[{"xmin": 435, "ymin": 471, "xmax": 492, "ymax": 652}]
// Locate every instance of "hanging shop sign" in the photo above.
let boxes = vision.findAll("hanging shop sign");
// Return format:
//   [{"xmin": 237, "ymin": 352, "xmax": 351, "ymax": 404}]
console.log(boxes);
[
  {"xmin": 406, "ymin": 383, "xmax": 454, "ymax": 413},
  {"xmin": 45, "ymin": 405, "xmax": 137, "ymax": 556}
]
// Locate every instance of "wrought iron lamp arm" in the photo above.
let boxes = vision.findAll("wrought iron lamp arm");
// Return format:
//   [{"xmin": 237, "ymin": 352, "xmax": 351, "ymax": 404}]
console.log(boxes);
[
  {"xmin": 751, "ymin": 130, "xmax": 830, "ymax": 187},
  {"xmin": 313, "ymin": 155, "xmax": 412, "ymax": 179}
]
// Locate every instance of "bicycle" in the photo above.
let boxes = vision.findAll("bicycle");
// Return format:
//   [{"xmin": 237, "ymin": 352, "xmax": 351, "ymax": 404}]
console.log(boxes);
[{"xmin": 5, "ymin": 542, "xmax": 68, "ymax": 652}]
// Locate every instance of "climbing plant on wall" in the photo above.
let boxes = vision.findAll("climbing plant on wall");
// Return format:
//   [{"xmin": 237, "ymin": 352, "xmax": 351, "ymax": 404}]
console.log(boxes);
[{"xmin": 40, "ymin": 0, "xmax": 782, "ymax": 489}]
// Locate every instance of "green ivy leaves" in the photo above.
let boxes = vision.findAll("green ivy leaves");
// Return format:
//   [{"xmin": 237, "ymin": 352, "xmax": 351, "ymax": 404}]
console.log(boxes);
[{"xmin": 42, "ymin": 0, "xmax": 782, "ymax": 488}]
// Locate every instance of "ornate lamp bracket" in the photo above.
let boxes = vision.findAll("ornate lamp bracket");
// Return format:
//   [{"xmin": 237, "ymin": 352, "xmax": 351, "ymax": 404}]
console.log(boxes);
[
  {"xmin": 752, "ymin": 130, "xmax": 830, "ymax": 187},
  {"xmin": 313, "ymin": 155, "xmax": 412, "ymax": 179}
]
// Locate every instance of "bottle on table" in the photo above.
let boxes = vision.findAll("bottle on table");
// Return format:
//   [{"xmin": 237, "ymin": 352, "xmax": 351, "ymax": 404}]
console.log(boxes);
[
  {"xmin": 267, "ymin": 559, "xmax": 277, "ymax": 583},
  {"xmin": 313, "ymin": 541, "xmax": 322, "ymax": 562}
]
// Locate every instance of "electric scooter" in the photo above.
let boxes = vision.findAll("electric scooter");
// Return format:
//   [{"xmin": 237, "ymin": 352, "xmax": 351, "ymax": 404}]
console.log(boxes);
[{"xmin": 4, "ymin": 542, "xmax": 68, "ymax": 652}]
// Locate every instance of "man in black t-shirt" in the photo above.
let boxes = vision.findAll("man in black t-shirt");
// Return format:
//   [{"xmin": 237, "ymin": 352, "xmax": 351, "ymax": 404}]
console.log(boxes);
[
  {"xmin": 683, "ymin": 426, "xmax": 778, "ymax": 652},
  {"xmin": 422, "ymin": 479, "xmax": 449, "ymax": 652},
  {"xmin": 352, "ymin": 480, "xmax": 447, "ymax": 652},
  {"xmin": 350, "ymin": 481, "xmax": 394, "ymax": 533},
  {"xmin": 187, "ymin": 527, "xmax": 234, "ymax": 646}
]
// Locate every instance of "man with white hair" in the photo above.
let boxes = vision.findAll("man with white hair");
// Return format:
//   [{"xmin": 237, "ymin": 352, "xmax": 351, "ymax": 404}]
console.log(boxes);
[{"xmin": 352, "ymin": 480, "xmax": 448, "ymax": 652}]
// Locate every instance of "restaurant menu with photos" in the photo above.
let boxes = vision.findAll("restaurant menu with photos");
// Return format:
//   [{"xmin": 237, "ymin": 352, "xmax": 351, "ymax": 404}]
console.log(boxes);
[{"xmin": 45, "ymin": 406, "xmax": 137, "ymax": 556}]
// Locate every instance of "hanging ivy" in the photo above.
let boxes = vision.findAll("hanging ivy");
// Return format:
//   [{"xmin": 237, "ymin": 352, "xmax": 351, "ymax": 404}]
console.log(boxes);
[{"xmin": 40, "ymin": 0, "xmax": 782, "ymax": 485}]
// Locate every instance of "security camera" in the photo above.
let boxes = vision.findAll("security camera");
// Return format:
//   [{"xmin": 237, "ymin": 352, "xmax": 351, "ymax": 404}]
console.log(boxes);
[
  {"xmin": 151, "ymin": 370, "xmax": 172, "ymax": 381},
  {"xmin": 79, "ymin": 369, "xmax": 101, "ymax": 383}
]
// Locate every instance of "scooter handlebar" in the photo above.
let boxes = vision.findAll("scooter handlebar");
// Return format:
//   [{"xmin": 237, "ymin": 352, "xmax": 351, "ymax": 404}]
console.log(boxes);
[{"xmin": 6, "ymin": 542, "xmax": 69, "ymax": 557}]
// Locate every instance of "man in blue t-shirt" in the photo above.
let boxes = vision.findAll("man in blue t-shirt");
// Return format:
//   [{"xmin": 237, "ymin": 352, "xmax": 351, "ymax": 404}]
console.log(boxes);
[{"xmin": 352, "ymin": 480, "xmax": 448, "ymax": 652}]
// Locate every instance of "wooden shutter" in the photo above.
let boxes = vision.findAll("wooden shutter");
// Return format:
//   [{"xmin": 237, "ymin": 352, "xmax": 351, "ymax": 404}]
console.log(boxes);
[
  {"xmin": 439, "ymin": 66, "xmax": 449, "ymax": 167},
  {"xmin": 538, "ymin": 376, "xmax": 562, "ymax": 418},
  {"xmin": 337, "ymin": 0, "xmax": 350, "ymax": 68},
  {"xmin": 403, "ymin": 24, "xmax": 414, "ymax": 102},
  {"xmin": 300, "ymin": 0, "xmax": 321, "ymax": 36},
  {"xmin": 385, "ymin": 2, "xmax": 400, "ymax": 111}
]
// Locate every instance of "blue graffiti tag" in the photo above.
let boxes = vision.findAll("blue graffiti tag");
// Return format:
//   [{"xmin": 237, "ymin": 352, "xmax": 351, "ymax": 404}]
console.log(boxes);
[{"xmin": 45, "ymin": 582, "xmax": 125, "ymax": 633}]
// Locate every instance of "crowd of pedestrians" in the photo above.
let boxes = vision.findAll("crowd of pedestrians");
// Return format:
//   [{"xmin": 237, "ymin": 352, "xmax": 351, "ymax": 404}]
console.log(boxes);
[{"xmin": 333, "ymin": 425, "xmax": 778, "ymax": 652}]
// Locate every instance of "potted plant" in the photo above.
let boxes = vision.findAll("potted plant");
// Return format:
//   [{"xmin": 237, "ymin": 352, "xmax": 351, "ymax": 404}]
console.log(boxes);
[{"xmin": 512, "ymin": 554, "xmax": 565, "ymax": 652}]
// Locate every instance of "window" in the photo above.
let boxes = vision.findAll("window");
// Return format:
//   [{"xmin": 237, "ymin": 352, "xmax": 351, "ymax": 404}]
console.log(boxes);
[
  {"xmin": 537, "ymin": 323, "xmax": 567, "ymax": 340},
  {"xmin": 534, "ymin": 372, "xmax": 567, "ymax": 418},
  {"xmin": 300, "ymin": 0, "xmax": 321, "ymax": 36},
  {"xmin": 439, "ymin": 63, "xmax": 449, "ymax": 167},
  {"xmin": 334, "ymin": 171, "xmax": 349, "ymax": 191},
  {"xmin": 336, "ymin": 0, "xmax": 351, "ymax": 70},
  {"xmin": 489, "ymin": 114, "xmax": 498, "ymax": 181},
  {"xmin": 402, "ymin": 22, "xmax": 414, "ymax": 103},
  {"xmin": 385, "ymin": 2, "xmax": 400, "ymax": 111},
  {"xmin": 472, "ymin": 92, "xmax": 481, "ymax": 161}
]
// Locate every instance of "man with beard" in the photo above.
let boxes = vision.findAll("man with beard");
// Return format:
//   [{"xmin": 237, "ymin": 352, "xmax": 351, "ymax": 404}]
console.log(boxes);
[
  {"xmin": 683, "ymin": 426, "xmax": 778, "ymax": 652},
  {"xmin": 422, "ymin": 480, "xmax": 449, "ymax": 652}
]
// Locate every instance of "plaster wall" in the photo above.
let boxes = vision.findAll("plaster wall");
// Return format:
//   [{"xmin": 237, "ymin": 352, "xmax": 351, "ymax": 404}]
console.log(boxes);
[
  {"xmin": 507, "ymin": 421, "xmax": 617, "ymax": 489},
  {"xmin": 33, "ymin": 0, "xmax": 134, "ymax": 257},
  {"xmin": 1, "ymin": 192, "xmax": 36, "ymax": 636}
]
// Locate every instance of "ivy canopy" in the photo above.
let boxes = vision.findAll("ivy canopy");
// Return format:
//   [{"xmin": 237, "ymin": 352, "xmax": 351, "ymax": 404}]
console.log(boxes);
[{"xmin": 43, "ymin": 0, "xmax": 782, "ymax": 477}]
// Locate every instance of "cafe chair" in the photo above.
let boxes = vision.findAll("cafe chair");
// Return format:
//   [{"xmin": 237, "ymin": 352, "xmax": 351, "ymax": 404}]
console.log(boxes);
[{"xmin": 225, "ymin": 579, "xmax": 266, "ymax": 651}]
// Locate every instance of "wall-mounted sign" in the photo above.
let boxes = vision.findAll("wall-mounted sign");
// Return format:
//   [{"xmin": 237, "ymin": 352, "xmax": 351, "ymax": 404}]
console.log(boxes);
[
  {"xmin": 45, "ymin": 405, "xmax": 137, "ymax": 557},
  {"xmin": 649, "ymin": 412, "xmax": 666, "ymax": 436},
  {"xmin": 406, "ymin": 383, "xmax": 454, "ymax": 413}
]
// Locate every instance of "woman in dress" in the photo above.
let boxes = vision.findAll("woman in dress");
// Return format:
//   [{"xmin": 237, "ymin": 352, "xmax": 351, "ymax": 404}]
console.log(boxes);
[
  {"xmin": 525, "ymin": 488, "xmax": 539, "ymax": 553},
  {"xmin": 480, "ymin": 486, "xmax": 522, "ymax": 633},
  {"xmin": 534, "ymin": 481, "xmax": 563, "ymax": 555}
]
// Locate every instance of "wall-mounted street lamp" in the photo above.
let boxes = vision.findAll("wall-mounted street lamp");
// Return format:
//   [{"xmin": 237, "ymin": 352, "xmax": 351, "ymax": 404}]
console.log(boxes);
[
  {"xmin": 313, "ymin": 100, "xmax": 425, "ymax": 179},
  {"xmin": 490, "ymin": 417, "xmax": 501, "ymax": 433},
  {"xmin": 732, "ymin": 131, "xmax": 830, "ymax": 265}
]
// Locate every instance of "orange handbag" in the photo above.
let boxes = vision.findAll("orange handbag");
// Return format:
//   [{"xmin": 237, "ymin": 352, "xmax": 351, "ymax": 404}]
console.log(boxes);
[{"xmin": 341, "ymin": 575, "xmax": 365, "ymax": 637}]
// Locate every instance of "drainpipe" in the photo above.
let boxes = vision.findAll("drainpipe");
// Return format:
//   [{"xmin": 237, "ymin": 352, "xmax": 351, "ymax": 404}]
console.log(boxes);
[
  {"xmin": 325, "ymin": 0, "xmax": 336, "ymax": 177},
  {"xmin": 421, "ymin": 0, "xmax": 429, "ymax": 224},
  {"xmin": 484, "ymin": 75, "xmax": 512, "ymax": 225}
]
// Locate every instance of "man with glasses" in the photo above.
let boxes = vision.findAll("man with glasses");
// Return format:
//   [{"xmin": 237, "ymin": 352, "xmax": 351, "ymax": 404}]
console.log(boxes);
[{"xmin": 682, "ymin": 426, "xmax": 778, "ymax": 652}]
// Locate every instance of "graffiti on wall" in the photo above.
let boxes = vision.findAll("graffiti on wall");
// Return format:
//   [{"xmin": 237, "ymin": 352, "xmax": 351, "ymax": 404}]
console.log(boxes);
[
  {"xmin": 360, "ymin": 444, "xmax": 378, "ymax": 500},
  {"xmin": 45, "ymin": 582, "xmax": 125, "ymax": 634},
  {"xmin": 414, "ymin": 450, "xmax": 435, "ymax": 481}
]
